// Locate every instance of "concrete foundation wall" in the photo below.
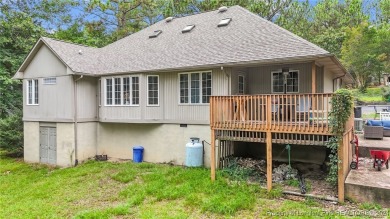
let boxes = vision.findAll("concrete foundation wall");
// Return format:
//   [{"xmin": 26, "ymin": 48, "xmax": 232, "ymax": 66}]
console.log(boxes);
[
  {"xmin": 24, "ymin": 122, "xmax": 40, "ymax": 163},
  {"xmin": 346, "ymin": 183, "xmax": 390, "ymax": 208},
  {"xmin": 23, "ymin": 122, "xmax": 98, "ymax": 167},
  {"xmin": 77, "ymin": 122, "xmax": 98, "ymax": 161},
  {"xmin": 97, "ymin": 123, "xmax": 211, "ymax": 166},
  {"xmin": 56, "ymin": 123, "xmax": 75, "ymax": 167}
]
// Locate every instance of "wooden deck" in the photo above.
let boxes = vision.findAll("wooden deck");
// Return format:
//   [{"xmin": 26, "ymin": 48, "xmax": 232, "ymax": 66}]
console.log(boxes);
[
  {"xmin": 209, "ymin": 93, "xmax": 355, "ymax": 203},
  {"xmin": 210, "ymin": 94, "xmax": 333, "ymax": 134}
]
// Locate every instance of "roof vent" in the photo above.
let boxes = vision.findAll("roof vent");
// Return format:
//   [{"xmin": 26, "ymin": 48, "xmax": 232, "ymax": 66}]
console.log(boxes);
[
  {"xmin": 218, "ymin": 18, "xmax": 232, "ymax": 27},
  {"xmin": 165, "ymin": 17, "xmax": 174, "ymax": 22},
  {"xmin": 218, "ymin": 6, "xmax": 228, "ymax": 13},
  {"xmin": 149, "ymin": 30, "xmax": 162, "ymax": 38},
  {"xmin": 182, "ymin": 25, "xmax": 195, "ymax": 33}
]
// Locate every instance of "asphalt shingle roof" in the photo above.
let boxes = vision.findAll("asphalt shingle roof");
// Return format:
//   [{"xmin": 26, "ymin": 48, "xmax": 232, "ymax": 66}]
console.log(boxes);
[{"xmin": 40, "ymin": 6, "xmax": 331, "ymax": 75}]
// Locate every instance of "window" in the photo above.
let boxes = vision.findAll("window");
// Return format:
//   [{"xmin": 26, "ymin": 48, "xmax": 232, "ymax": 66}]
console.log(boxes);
[
  {"xmin": 272, "ymin": 71, "xmax": 299, "ymax": 93},
  {"xmin": 105, "ymin": 76, "xmax": 139, "ymax": 106},
  {"xmin": 218, "ymin": 18, "xmax": 232, "ymax": 27},
  {"xmin": 114, "ymin": 78, "xmax": 121, "ymax": 105},
  {"xmin": 179, "ymin": 71, "xmax": 212, "ymax": 104},
  {"xmin": 238, "ymin": 75, "xmax": 245, "ymax": 94},
  {"xmin": 27, "ymin": 79, "xmax": 39, "ymax": 105},
  {"xmin": 43, "ymin": 77, "xmax": 56, "ymax": 85},
  {"xmin": 333, "ymin": 78, "xmax": 342, "ymax": 91},
  {"xmin": 147, "ymin": 75, "xmax": 159, "ymax": 106}
]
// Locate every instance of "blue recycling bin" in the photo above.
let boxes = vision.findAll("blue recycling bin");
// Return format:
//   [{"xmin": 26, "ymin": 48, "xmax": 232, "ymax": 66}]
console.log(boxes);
[{"xmin": 133, "ymin": 146, "xmax": 144, "ymax": 163}]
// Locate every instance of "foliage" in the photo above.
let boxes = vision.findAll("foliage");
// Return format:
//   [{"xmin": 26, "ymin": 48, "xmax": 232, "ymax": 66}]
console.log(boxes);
[
  {"xmin": 351, "ymin": 87, "xmax": 384, "ymax": 103},
  {"xmin": 84, "ymin": 0, "xmax": 154, "ymax": 40},
  {"xmin": 221, "ymin": 158, "xmax": 262, "ymax": 182},
  {"xmin": 328, "ymin": 89, "xmax": 354, "ymax": 135},
  {"xmin": 0, "ymin": 111, "xmax": 23, "ymax": 154},
  {"xmin": 325, "ymin": 137, "xmax": 340, "ymax": 186},
  {"xmin": 326, "ymin": 89, "xmax": 354, "ymax": 187},
  {"xmin": 381, "ymin": 86, "xmax": 390, "ymax": 102},
  {"xmin": 342, "ymin": 22, "xmax": 384, "ymax": 90}
]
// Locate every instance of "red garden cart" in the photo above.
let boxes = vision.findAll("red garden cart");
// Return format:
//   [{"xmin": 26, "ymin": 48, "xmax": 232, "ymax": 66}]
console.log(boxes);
[{"xmin": 370, "ymin": 150, "xmax": 390, "ymax": 171}]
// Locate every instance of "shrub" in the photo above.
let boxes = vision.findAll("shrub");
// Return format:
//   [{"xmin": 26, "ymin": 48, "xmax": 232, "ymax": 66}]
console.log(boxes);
[
  {"xmin": 381, "ymin": 86, "xmax": 390, "ymax": 102},
  {"xmin": 0, "ymin": 111, "xmax": 23, "ymax": 155}
]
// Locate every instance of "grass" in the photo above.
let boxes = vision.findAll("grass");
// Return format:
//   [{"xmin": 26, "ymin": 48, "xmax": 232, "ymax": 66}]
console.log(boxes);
[
  {"xmin": 352, "ymin": 87, "xmax": 384, "ymax": 103},
  {"xmin": 1, "ymin": 155, "xmax": 388, "ymax": 218}
]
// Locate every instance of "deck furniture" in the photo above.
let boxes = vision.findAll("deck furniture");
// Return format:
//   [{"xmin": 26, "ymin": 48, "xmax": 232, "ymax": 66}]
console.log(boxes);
[{"xmin": 364, "ymin": 120, "xmax": 390, "ymax": 139}]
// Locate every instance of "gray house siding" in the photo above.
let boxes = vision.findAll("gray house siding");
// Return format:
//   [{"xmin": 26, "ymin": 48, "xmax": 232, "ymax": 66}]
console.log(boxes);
[
  {"xmin": 23, "ymin": 76, "xmax": 74, "ymax": 122},
  {"xmin": 76, "ymin": 76, "xmax": 98, "ymax": 121},
  {"xmin": 246, "ymin": 62, "xmax": 321, "ymax": 94},
  {"xmin": 231, "ymin": 68, "xmax": 248, "ymax": 95},
  {"xmin": 99, "ymin": 68, "xmax": 230, "ymax": 124}
]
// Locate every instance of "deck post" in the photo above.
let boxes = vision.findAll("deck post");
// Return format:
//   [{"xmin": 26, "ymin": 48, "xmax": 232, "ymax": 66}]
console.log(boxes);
[
  {"xmin": 211, "ymin": 129, "xmax": 216, "ymax": 181},
  {"xmin": 266, "ymin": 131, "xmax": 272, "ymax": 191},
  {"xmin": 337, "ymin": 137, "xmax": 344, "ymax": 202}
]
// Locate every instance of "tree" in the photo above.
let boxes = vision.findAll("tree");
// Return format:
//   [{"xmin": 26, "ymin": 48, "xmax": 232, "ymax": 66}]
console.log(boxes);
[
  {"xmin": 341, "ymin": 22, "xmax": 383, "ymax": 90},
  {"xmin": 276, "ymin": 0, "xmax": 313, "ymax": 40},
  {"xmin": 53, "ymin": 21, "xmax": 112, "ymax": 47},
  {"xmin": 310, "ymin": 0, "xmax": 368, "ymax": 57},
  {"xmin": 84, "ymin": 0, "xmax": 154, "ymax": 40}
]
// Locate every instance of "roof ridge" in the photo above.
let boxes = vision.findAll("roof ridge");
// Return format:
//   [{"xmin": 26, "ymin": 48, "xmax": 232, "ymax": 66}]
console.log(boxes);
[
  {"xmin": 235, "ymin": 6, "xmax": 329, "ymax": 54},
  {"xmin": 170, "ymin": 5, "xmax": 234, "ymax": 19},
  {"xmin": 41, "ymin": 37, "xmax": 97, "ymax": 49}
]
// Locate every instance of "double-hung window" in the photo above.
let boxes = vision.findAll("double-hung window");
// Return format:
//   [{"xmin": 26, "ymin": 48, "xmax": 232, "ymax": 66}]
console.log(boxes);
[
  {"xmin": 27, "ymin": 79, "xmax": 39, "ymax": 105},
  {"xmin": 147, "ymin": 75, "xmax": 159, "ymax": 106},
  {"xmin": 105, "ymin": 76, "xmax": 140, "ymax": 106},
  {"xmin": 179, "ymin": 71, "xmax": 212, "ymax": 104},
  {"xmin": 272, "ymin": 70, "xmax": 299, "ymax": 93}
]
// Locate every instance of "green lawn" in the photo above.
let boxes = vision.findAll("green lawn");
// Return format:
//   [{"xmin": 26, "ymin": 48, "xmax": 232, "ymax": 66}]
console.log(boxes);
[
  {"xmin": 0, "ymin": 156, "xmax": 388, "ymax": 218},
  {"xmin": 351, "ymin": 87, "xmax": 384, "ymax": 103}
]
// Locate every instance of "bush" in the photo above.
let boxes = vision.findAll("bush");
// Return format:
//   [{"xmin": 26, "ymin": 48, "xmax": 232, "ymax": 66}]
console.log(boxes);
[
  {"xmin": 0, "ymin": 111, "xmax": 23, "ymax": 155},
  {"xmin": 381, "ymin": 86, "xmax": 390, "ymax": 102}
]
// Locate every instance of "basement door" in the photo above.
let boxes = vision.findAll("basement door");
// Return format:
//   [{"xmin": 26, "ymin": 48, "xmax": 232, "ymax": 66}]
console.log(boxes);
[{"xmin": 40, "ymin": 127, "xmax": 57, "ymax": 165}]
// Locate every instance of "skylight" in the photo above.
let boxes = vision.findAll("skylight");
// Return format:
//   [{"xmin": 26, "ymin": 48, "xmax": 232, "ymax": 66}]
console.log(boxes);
[
  {"xmin": 182, "ymin": 25, "xmax": 195, "ymax": 33},
  {"xmin": 149, "ymin": 30, "xmax": 162, "ymax": 38},
  {"xmin": 218, "ymin": 18, "xmax": 232, "ymax": 27}
]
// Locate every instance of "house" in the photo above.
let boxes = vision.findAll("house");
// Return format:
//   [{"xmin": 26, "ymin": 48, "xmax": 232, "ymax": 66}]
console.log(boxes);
[{"xmin": 14, "ymin": 6, "xmax": 354, "ymax": 201}]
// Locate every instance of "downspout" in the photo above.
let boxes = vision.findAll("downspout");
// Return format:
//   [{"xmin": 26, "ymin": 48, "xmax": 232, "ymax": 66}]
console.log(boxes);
[{"xmin": 74, "ymin": 75, "xmax": 84, "ymax": 166}]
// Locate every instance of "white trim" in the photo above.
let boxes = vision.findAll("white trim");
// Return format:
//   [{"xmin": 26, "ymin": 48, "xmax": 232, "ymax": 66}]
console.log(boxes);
[
  {"xmin": 147, "ymin": 75, "xmax": 159, "ymax": 106},
  {"xmin": 26, "ymin": 79, "xmax": 39, "ymax": 105},
  {"xmin": 103, "ymin": 75, "xmax": 140, "ymax": 107},
  {"xmin": 178, "ymin": 70, "xmax": 212, "ymax": 105},
  {"xmin": 271, "ymin": 70, "xmax": 299, "ymax": 93}
]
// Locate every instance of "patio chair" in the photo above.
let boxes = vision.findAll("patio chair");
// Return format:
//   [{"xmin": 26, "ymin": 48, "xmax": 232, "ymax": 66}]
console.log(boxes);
[{"xmin": 364, "ymin": 125, "xmax": 384, "ymax": 140}]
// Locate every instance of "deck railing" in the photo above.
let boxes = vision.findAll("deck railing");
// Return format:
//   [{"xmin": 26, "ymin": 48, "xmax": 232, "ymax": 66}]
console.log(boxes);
[{"xmin": 210, "ymin": 93, "xmax": 334, "ymax": 134}]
